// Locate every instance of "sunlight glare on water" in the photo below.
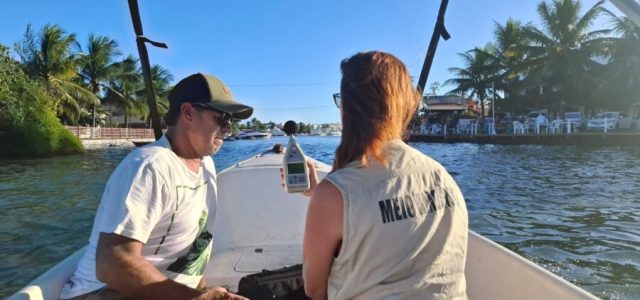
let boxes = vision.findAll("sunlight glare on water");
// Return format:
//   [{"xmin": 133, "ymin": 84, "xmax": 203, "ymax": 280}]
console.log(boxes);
[{"xmin": 1, "ymin": 137, "xmax": 639, "ymax": 299}]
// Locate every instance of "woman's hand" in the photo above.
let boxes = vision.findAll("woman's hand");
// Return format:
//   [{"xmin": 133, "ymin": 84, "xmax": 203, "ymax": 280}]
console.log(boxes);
[
  {"xmin": 279, "ymin": 158, "xmax": 319, "ymax": 197},
  {"xmin": 303, "ymin": 159, "xmax": 319, "ymax": 197}
]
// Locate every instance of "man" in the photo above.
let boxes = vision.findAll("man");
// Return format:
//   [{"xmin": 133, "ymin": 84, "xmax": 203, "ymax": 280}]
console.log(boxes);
[
  {"xmin": 535, "ymin": 113, "xmax": 549, "ymax": 133},
  {"xmin": 60, "ymin": 73, "xmax": 252, "ymax": 300}
]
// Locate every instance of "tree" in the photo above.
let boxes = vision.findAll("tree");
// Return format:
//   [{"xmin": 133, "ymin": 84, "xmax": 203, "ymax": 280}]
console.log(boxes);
[
  {"xmin": 14, "ymin": 24, "xmax": 98, "ymax": 124},
  {"xmin": 0, "ymin": 44, "xmax": 83, "ymax": 157},
  {"xmin": 521, "ymin": 0, "xmax": 610, "ymax": 111},
  {"xmin": 487, "ymin": 19, "xmax": 531, "ymax": 113},
  {"xmin": 591, "ymin": 12, "xmax": 640, "ymax": 110},
  {"xmin": 297, "ymin": 122, "xmax": 311, "ymax": 134},
  {"xmin": 445, "ymin": 47, "xmax": 499, "ymax": 119},
  {"xmin": 104, "ymin": 55, "xmax": 143, "ymax": 127},
  {"xmin": 77, "ymin": 34, "xmax": 123, "ymax": 127},
  {"xmin": 429, "ymin": 81, "xmax": 441, "ymax": 95},
  {"xmin": 136, "ymin": 64, "xmax": 173, "ymax": 127},
  {"xmin": 231, "ymin": 119, "xmax": 242, "ymax": 135},
  {"xmin": 250, "ymin": 117, "xmax": 266, "ymax": 131}
]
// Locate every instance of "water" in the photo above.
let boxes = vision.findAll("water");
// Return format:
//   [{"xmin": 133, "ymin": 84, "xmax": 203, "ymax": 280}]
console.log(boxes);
[{"xmin": 1, "ymin": 137, "xmax": 639, "ymax": 299}]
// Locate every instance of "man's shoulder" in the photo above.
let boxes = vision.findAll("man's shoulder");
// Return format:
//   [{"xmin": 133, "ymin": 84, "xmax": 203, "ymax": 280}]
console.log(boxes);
[
  {"xmin": 119, "ymin": 141, "xmax": 178, "ymax": 174},
  {"xmin": 201, "ymin": 155, "xmax": 216, "ymax": 170}
]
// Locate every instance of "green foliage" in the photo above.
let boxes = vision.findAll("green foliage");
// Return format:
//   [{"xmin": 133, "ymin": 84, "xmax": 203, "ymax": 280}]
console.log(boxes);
[
  {"xmin": 297, "ymin": 122, "xmax": 311, "ymax": 134},
  {"xmin": 459, "ymin": 111, "xmax": 478, "ymax": 119},
  {"xmin": 0, "ymin": 44, "xmax": 83, "ymax": 158},
  {"xmin": 520, "ymin": 0, "xmax": 609, "ymax": 110},
  {"xmin": 590, "ymin": 14, "xmax": 640, "ymax": 109},
  {"xmin": 250, "ymin": 117, "xmax": 266, "ymax": 131},
  {"xmin": 445, "ymin": 47, "xmax": 498, "ymax": 118},
  {"xmin": 1, "ymin": 112, "xmax": 83, "ymax": 157},
  {"xmin": 15, "ymin": 23, "xmax": 99, "ymax": 125},
  {"xmin": 445, "ymin": 0, "xmax": 640, "ymax": 113}
]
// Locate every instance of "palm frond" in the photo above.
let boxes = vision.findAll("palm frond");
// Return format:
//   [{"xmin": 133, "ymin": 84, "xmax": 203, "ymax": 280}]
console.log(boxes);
[{"xmin": 53, "ymin": 78, "xmax": 100, "ymax": 107}]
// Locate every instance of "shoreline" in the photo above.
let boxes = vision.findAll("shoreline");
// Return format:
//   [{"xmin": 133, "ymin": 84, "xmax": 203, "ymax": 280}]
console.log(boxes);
[
  {"xmin": 408, "ymin": 132, "xmax": 640, "ymax": 146},
  {"xmin": 80, "ymin": 138, "xmax": 154, "ymax": 150}
]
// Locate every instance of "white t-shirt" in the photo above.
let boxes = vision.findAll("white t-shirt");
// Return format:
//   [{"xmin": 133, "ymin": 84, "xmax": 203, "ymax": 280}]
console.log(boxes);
[{"xmin": 60, "ymin": 136, "xmax": 217, "ymax": 299}]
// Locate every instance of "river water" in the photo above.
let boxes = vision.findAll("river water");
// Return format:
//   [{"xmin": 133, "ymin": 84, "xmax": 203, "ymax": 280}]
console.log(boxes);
[{"xmin": 1, "ymin": 136, "xmax": 639, "ymax": 299}]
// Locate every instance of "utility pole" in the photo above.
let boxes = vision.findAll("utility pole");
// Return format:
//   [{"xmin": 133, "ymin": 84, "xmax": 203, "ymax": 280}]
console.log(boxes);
[
  {"xmin": 416, "ymin": 0, "xmax": 451, "ymax": 94},
  {"xmin": 491, "ymin": 82, "xmax": 496, "ymax": 135},
  {"xmin": 410, "ymin": 0, "xmax": 451, "ymax": 136},
  {"xmin": 127, "ymin": 0, "xmax": 168, "ymax": 140}
]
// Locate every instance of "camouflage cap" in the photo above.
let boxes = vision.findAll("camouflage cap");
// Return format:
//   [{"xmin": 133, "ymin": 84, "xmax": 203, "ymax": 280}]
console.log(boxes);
[{"xmin": 166, "ymin": 73, "xmax": 253, "ymax": 124}]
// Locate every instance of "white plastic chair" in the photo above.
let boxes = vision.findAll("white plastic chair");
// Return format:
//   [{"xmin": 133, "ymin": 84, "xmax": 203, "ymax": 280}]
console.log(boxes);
[
  {"xmin": 547, "ymin": 119, "xmax": 562, "ymax": 134},
  {"xmin": 564, "ymin": 121, "xmax": 577, "ymax": 133},
  {"xmin": 468, "ymin": 122, "xmax": 478, "ymax": 135},
  {"xmin": 430, "ymin": 124, "xmax": 442, "ymax": 135},
  {"xmin": 457, "ymin": 119, "xmax": 471, "ymax": 135},
  {"xmin": 512, "ymin": 121, "xmax": 527, "ymax": 134}
]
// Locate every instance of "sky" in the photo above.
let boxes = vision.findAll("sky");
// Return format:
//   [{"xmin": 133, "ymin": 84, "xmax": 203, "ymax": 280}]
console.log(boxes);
[{"xmin": 0, "ymin": 0, "xmax": 623, "ymax": 124}]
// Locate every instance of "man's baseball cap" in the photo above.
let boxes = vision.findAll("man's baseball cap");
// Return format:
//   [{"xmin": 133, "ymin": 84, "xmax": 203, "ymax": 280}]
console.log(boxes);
[{"xmin": 165, "ymin": 73, "xmax": 253, "ymax": 125}]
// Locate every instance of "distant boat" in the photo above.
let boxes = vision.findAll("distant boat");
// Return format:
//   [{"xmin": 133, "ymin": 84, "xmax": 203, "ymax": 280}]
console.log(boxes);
[
  {"xmin": 237, "ymin": 131, "xmax": 272, "ymax": 140},
  {"xmin": 270, "ymin": 128, "xmax": 286, "ymax": 136},
  {"xmin": 132, "ymin": 141, "xmax": 151, "ymax": 147}
]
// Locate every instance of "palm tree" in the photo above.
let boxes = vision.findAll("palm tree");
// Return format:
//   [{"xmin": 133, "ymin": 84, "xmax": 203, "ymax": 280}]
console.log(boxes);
[
  {"xmin": 445, "ymin": 47, "xmax": 499, "ymax": 120},
  {"xmin": 429, "ymin": 81, "xmax": 441, "ymax": 95},
  {"xmin": 487, "ymin": 19, "xmax": 531, "ymax": 112},
  {"xmin": 77, "ymin": 34, "xmax": 123, "ymax": 127},
  {"xmin": 521, "ymin": 0, "xmax": 611, "ymax": 111},
  {"xmin": 14, "ymin": 24, "xmax": 98, "ymax": 124},
  {"xmin": 104, "ymin": 55, "xmax": 143, "ymax": 127},
  {"xmin": 136, "ymin": 64, "xmax": 173, "ymax": 127},
  {"xmin": 591, "ymin": 12, "xmax": 640, "ymax": 110}
]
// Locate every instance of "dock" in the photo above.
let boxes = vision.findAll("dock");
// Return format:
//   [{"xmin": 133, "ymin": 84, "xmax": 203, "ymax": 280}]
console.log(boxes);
[{"xmin": 408, "ymin": 132, "xmax": 640, "ymax": 146}]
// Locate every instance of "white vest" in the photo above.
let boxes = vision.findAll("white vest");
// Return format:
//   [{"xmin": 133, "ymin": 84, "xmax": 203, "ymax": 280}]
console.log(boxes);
[{"xmin": 324, "ymin": 140, "xmax": 468, "ymax": 300}]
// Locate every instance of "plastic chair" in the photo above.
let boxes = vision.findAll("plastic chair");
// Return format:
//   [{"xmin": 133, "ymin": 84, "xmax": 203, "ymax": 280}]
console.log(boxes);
[
  {"xmin": 547, "ymin": 119, "xmax": 562, "ymax": 134},
  {"xmin": 512, "ymin": 121, "xmax": 527, "ymax": 134}
]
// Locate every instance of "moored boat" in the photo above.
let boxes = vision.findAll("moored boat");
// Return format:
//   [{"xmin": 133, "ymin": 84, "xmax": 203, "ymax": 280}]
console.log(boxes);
[
  {"xmin": 8, "ymin": 152, "xmax": 598, "ymax": 300},
  {"xmin": 237, "ymin": 131, "xmax": 273, "ymax": 140}
]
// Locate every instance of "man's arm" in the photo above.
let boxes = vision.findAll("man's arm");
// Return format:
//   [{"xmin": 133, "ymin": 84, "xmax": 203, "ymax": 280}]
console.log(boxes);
[
  {"xmin": 302, "ymin": 180, "xmax": 343, "ymax": 300},
  {"xmin": 96, "ymin": 233, "xmax": 246, "ymax": 300},
  {"xmin": 197, "ymin": 276, "xmax": 207, "ymax": 290}
]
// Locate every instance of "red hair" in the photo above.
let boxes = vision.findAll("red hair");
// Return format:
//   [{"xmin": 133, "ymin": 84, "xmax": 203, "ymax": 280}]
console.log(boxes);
[{"xmin": 333, "ymin": 51, "xmax": 420, "ymax": 171}]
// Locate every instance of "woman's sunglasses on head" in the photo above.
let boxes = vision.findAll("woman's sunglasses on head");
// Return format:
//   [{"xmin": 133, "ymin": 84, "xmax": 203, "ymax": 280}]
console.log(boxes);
[{"xmin": 333, "ymin": 93, "xmax": 341, "ymax": 109}]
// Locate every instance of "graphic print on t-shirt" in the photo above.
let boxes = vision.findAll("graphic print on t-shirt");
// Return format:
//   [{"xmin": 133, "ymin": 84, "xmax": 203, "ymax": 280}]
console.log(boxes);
[{"xmin": 167, "ymin": 209, "xmax": 212, "ymax": 276}]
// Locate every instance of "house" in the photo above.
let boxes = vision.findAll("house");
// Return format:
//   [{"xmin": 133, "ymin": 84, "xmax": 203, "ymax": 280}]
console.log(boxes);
[
  {"xmin": 100, "ymin": 102, "xmax": 147, "ymax": 128},
  {"xmin": 423, "ymin": 95, "xmax": 481, "ymax": 113}
]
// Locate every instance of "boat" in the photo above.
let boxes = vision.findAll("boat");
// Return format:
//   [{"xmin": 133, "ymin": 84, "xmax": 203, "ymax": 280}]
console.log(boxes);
[
  {"xmin": 9, "ymin": 151, "xmax": 598, "ymax": 300},
  {"xmin": 131, "ymin": 140, "xmax": 152, "ymax": 147},
  {"xmin": 237, "ymin": 131, "xmax": 273, "ymax": 140}
]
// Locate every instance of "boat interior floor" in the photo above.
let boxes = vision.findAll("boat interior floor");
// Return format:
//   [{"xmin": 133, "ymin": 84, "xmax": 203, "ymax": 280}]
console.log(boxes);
[{"xmin": 206, "ymin": 244, "xmax": 302, "ymax": 291}]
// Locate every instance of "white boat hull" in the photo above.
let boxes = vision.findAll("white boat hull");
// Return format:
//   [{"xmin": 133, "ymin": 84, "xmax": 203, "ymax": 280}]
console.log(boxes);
[{"xmin": 9, "ymin": 152, "xmax": 598, "ymax": 300}]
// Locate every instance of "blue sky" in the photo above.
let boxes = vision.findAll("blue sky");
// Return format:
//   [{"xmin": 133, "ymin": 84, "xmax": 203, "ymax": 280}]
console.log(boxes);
[{"xmin": 0, "ymin": 0, "xmax": 621, "ymax": 124}]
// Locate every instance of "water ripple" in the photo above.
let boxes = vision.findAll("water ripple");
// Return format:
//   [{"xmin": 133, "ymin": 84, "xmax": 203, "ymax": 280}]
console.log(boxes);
[{"xmin": 1, "ymin": 138, "xmax": 639, "ymax": 299}]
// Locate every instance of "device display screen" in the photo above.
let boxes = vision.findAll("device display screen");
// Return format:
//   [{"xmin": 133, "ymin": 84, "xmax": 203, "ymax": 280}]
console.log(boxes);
[{"xmin": 287, "ymin": 163, "xmax": 305, "ymax": 175}]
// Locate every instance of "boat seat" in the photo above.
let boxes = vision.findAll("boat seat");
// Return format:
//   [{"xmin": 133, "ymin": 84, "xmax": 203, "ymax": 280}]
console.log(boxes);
[{"xmin": 205, "ymin": 244, "xmax": 302, "ymax": 292}]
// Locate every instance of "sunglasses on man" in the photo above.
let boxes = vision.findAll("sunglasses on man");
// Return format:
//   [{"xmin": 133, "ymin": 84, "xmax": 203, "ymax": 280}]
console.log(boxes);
[{"xmin": 190, "ymin": 103, "xmax": 233, "ymax": 126}]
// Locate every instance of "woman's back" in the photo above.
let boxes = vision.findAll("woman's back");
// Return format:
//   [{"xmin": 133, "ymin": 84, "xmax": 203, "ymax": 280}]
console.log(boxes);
[{"xmin": 324, "ymin": 140, "xmax": 468, "ymax": 300}]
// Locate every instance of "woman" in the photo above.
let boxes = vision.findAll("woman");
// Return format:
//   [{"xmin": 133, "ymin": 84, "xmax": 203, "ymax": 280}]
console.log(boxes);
[{"xmin": 303, "ymin": 51, "xmax": 468, "ymax": 299}]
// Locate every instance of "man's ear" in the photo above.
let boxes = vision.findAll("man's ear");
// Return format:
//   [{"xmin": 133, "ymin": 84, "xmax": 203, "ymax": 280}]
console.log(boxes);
[{"xmin": 180, "ymin": 103, "xmax": 194, "ymax": 121}]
